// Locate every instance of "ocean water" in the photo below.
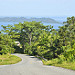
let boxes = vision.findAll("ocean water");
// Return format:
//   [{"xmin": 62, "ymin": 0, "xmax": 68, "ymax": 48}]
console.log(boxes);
[
  {"xmin": 0, "ymin": 22, "xmax": 18, "ymax": 30},
  {"xmin": 0, "ymin": 22, "xmax": 63, "ymax": 30},
  {"xmin": 0, "ymin": 16, "xmax": 67, "ymax": 30},
  {"xmin": 43, "ymin": 22, "xmax": 63, "ymax": 29}
]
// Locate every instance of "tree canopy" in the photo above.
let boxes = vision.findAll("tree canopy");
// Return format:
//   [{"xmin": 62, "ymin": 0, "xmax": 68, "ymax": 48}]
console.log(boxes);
[{"xmin": 0, "ymin": 16, "xmax": 75, "ymax": 63}]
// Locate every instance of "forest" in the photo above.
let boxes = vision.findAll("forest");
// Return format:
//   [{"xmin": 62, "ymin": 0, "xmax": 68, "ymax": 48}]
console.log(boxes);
[{"xmin": 0, "ymin": 16, "xmax": 75, "ymax": 69}]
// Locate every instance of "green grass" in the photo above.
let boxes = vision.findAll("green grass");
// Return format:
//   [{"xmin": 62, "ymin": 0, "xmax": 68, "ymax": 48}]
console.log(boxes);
[
  {"xmin": 35, "ymin": 55, "xmax": 75, "ymax": 71},
  {"xmin": 42, "ymin": 59, "xmax": 75, "ymax": 71},
  {"xmin": 0, "ymin": 54, "xmax": 22, "ymax": 65}
]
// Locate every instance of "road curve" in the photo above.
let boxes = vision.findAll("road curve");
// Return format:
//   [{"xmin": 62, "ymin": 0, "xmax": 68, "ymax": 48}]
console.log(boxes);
[{"xmin": 0, "ymin": 54, "xmax": 75, "ymax": 75}]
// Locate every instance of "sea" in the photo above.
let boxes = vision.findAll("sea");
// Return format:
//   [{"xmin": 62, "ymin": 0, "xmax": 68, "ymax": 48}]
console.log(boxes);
[{"xmin": 0, "ymin": 16, "xmax": 67, "ymax": 30}]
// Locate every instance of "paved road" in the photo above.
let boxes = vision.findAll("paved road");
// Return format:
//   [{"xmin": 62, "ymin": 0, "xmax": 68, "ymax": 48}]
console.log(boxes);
[{"xmin": 0, "ymin": 54, "xmax": 75, "ymax": 75}]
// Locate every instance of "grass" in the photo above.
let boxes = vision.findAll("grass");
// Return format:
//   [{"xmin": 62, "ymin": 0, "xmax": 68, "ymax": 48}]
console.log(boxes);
[
  {"xmin": 35, "ymin": 55, "xmax": 75, "ymax": 71},
  {"xmin": 42, "ymin": 59, "xmax": 75, "ymax": 71},
  {"xmin": 0, "ymin": 54, "xmax": 22, "ymax": 65}
]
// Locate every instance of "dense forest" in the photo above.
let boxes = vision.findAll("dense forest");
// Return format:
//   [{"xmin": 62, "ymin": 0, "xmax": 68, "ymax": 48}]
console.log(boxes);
[{"xmin": 0, "ymin": 16, "xmax": 75, "ymax": 64}]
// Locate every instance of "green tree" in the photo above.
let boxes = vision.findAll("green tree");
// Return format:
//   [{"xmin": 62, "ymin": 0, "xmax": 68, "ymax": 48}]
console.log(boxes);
[
  {"xmin": 12, "ymin": 21, "xmax": 46, "ymax": 53},
  {"xmin": 0, "ymin": 34, "xmax": 15, "ymax": 54}
]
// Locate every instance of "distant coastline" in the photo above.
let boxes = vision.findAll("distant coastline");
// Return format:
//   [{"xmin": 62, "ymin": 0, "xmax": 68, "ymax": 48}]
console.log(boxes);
[
  {"xmin": 0, "ymin": 16, "xmax": 66, "ymax": 30},
  {"xmin": 0, "ymin": 17, "xmax": 61, "ymax": 24}
]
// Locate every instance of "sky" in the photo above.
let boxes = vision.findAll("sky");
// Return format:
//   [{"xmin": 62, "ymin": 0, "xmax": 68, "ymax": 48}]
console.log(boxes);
[{"xmin": 0, "ymin": 0, "xmax": 75, "ymax": 17}]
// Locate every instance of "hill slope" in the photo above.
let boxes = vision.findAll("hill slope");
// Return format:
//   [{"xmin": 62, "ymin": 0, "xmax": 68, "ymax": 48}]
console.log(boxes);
[{"xmin": 0, "ymin": 17, "xmax": 59, "ymax": 23}]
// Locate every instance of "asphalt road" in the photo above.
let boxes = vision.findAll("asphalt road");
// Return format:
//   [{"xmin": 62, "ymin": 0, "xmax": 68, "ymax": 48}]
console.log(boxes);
[{"xmin": 0, "ymin": 54, "xmax": 75, "ymax": 75}]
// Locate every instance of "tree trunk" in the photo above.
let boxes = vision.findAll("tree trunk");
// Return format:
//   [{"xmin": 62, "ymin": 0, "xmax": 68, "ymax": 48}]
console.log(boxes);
[
  {"xmin": 22, "ymin": 43, "xmax": 25, "ymax": 53},
  {"xmin": 29, "ymin": 33, "xmax": 32, "ymax": 46}
]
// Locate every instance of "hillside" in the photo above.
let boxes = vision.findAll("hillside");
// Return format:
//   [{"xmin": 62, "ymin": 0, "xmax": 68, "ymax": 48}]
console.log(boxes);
[{"xmin": 0, "ymin": 17, "xmax": 59, "ymax": 23}]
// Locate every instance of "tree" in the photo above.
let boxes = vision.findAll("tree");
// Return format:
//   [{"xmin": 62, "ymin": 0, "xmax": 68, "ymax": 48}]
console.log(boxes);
[
  {"xmin": 12, "ymin": 21, "xmax": 46, "ymax": 53},
  {"xmin": 0, "ymin": 33, "xmax": 15, "ymax": 54}
]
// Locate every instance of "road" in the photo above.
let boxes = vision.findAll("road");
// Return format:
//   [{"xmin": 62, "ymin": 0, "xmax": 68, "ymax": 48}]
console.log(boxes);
[{"xmin": 0, "ymin": 54, "xmax": 75, "ymax": 75}]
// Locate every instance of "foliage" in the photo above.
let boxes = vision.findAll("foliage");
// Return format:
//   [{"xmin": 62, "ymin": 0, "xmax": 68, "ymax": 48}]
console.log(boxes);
[
  {"xmin": 42, "ymin": 59, "xmax": 75, "ymax": 70},
  {"xmin": 0, "ymin": 33, "xmax": 15, "ymax": 54},
  {"xmin": 41, "ymin": 16, "xmax": 75, "ymax": 70},
  {"xmin": 0, "ymin": 16, "xmax": 75, "ymax": 70}
]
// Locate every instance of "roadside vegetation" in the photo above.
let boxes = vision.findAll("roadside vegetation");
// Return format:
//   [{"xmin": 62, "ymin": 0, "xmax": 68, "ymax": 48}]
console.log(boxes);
[
  {"xmin": 0, "ymin": 54, "xmax": 21, "ymax": 65},
  {"xmin": 0, "ymin": 16, "xmax": 75, "ymax": 70},
  {"xmin": 42, "ymin": 59, "xmax": 75, "ymax": 70}
]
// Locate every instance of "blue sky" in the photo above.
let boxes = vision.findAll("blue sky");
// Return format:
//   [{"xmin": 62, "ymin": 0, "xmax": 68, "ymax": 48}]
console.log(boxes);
[{"xmin": 0, "ymin": 0, "xmax": 75, "ymax": 17}]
